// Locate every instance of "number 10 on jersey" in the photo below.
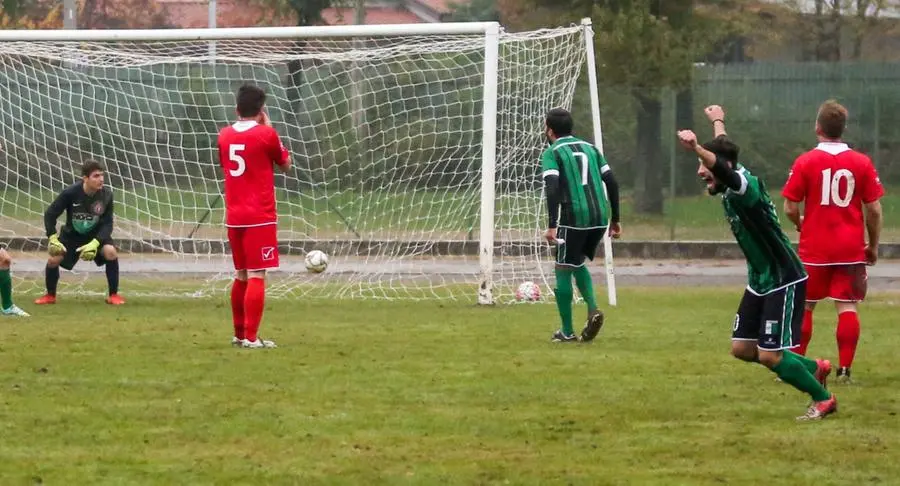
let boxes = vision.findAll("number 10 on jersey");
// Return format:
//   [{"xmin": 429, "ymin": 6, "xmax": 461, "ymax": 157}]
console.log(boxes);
[{"xmin": 820, "ymin": 168, "xmax": 854, "ymax": 207}]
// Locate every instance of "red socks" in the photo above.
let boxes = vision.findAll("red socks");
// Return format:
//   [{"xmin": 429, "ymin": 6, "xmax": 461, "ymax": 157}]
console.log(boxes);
[
  {"xmin": 797, "ymin": 309, "xmax": 814, "ymax": 356},
  {"xmin": 231, "ymin": 278, "xmax": 248, "ymax": 339},
  {"xmin": 836, "ymin": 311, "xmax": 860, "ymax": 369},
  {"xmin": 243, "ymin": 277, "xmax": 266, "ymax": 342}
]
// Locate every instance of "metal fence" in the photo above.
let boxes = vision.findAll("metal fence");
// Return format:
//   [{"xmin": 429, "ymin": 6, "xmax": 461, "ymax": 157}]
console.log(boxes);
[{"xmin": 588, "ymin": 62, "xmax": 900, "ymax": 242}]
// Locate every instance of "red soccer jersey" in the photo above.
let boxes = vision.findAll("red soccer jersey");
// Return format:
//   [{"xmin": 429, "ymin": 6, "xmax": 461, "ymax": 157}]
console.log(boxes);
[
  {"xmin": 217, "ymin": 121, "xmax": 290, "ymax": 227},
  {"xmin": 782, "ymin": 142, "xmax": 884, "ymax": 265}
]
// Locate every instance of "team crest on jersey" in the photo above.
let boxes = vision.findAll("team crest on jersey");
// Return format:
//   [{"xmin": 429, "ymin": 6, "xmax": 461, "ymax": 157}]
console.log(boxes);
[{"xmin": 92, "ymin": 201, "xmax": 105, "ymax": 215}]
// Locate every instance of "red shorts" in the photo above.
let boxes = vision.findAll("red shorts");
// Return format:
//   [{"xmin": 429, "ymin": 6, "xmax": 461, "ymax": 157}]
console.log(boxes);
[
  {"xmin": 804, "ymin": 264, "xmax": 867, "ymax": 303},
  {"xmin": 227, "ymin": 224, "xmax": 279, "ymax": 271}
]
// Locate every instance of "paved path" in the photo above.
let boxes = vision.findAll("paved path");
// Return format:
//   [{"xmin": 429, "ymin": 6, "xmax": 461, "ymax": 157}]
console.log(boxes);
[{"xmin": 7, "ymin": 252, "xmax": 899, "ymax": 291}]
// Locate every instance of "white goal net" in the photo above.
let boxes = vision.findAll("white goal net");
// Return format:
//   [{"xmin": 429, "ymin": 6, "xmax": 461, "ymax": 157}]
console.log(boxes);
[{"xmin": 0, "ymin": 22, "xmax": 593, "ymax": 302}]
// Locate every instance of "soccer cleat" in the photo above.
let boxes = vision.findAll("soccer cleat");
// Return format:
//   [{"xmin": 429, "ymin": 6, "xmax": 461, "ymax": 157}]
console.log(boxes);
[
  {"xmin": 836, "ymin": 367, "xmax": 852, "ymax": 384},
  {"xmin": 797, "ymin": 394, "xmax": 838, "ymax": 421},
  {"xmin": 580, "ymin": 309, "xmax": 605, "ymax": 343},
  {"xmin": 231, "ymin": 336, "xmax": 242, "ymax": 347},
  {"xmin": 1, "ymin": 305, "xmax": 30, "ymax": 317},
  {"xmin": 551, "ymin": 330, "xmax": 578, "ymax": 343},
  {"xmin": 106, "ymin": 294, "xmax": 126, "ymax": 305},
  {"xmin": 242, "ymin": 338, "xmax": 277, "ymax": 349},
  {"xmin": 34, "ymin": 294, "xmax": 56, "ymax": 305},
  {"xmin": 814, "ymin": 359, "xmax": 832, "ymax": 388}
]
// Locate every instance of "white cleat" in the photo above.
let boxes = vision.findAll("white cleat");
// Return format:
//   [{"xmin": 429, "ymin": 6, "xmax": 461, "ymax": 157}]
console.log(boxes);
[
  {"xmin": 1, "ymin": 305, "xmax": 30, "ymax": 317},
  {"xmin": 241, "ymin": 338, "xmax": 277, "ymax": 349},
  {"xmin": 231, "ymin": 336, "xmax": 242, "ymax": 347}
]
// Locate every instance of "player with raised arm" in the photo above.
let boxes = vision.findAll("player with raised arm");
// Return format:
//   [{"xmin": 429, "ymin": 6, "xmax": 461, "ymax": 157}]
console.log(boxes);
[
  {"xmin": 541, "ymin": 108, "xmax": 621, "ymax": 343},
  {"xmin": 782, "ymin": 100, "xmax": 883, "ymax": 384},
  {"xmin": 35, "ymin": 160, "xmax": 124, "ymax": 305},
  {"xmin": 218, "ymin": 83, "xmax": 291, "ymax": 349},
  {"xmin": 677, "ymin": 105, "xmax": 836, "ymax": 421}
]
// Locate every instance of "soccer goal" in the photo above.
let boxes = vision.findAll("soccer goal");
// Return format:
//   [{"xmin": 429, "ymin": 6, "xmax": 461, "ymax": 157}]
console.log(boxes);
[{"xmin": 0, "ymin": 19, "xmax": 614, "ymax": 304}]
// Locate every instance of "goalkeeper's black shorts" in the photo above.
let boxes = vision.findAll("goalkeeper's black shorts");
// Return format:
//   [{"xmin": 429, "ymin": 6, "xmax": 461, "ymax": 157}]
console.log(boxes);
[{"xmin": 58, "ymin": 232, "xmax": 114, "ymax": 271}]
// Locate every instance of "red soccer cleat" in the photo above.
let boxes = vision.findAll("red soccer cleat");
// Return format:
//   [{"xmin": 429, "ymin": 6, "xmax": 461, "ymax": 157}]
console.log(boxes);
[
  {"xmin": 797, "ymin": 394, "xmax": 838, "ymax": 421},
  {"xmin": 34, "ymin": 294, "xmax": 56, "ymax": 305},
  {"xmin": 106, "ymin": 294, "xmax": 126, "ymax": 305},
  {"xmin": 814, "ymin": 359, "xmax": 833, "ymax": 388}
]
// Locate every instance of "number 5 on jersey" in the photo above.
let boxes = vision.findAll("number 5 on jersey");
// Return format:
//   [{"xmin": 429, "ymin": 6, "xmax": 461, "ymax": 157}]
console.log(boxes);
[{"xmin": 229, "ymin": 144, "xmax": 246, "ymax": 177}]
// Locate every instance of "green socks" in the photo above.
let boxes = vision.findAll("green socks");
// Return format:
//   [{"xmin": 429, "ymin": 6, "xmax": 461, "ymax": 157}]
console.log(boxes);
[
  {"xmin": 772, "ymin": 351, "xmax": 830, "ymax": 402},
  {"xmin": 785, "ymin": 350, "xmax": 819, "ymax": 375},
  {"xmin": 556, "ymin": 266, "xmax": 599, "ymax": 336},
  {"xmin": 554, "ymin": 268, "xmax": 574, "ymax": 336},
  {"xmin": 573, "ymin": 265, "xmax": 598, "ymax": 312},
  {"xmin": 0, "ymin": 269, "xmax": 12, "ymax": 310}
]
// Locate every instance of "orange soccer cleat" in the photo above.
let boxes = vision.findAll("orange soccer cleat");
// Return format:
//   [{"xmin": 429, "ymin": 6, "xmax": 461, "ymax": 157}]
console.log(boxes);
[
  {"xmin": 34, "ymin": 294, "xmax": 56, "ymax": 305},
  {"xmin": 106, "ymin": 294, "xmax": 126, "ymax": 305},
  {"xmin": 814, "ymin": 359, "xmax": 833, "ymax": 388}
]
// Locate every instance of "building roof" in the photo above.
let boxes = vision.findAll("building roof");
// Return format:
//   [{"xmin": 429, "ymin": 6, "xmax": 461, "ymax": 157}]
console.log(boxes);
[
  {"xmin": 154, "ymin": 0, "xmax": 466, "ymax": 29},
  {"xmin": 322, "ymin": 7, "xmax": 422, "ymax": 26}
]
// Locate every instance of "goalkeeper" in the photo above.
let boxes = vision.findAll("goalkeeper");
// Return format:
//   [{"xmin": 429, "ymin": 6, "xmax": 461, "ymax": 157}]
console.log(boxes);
[{"xmin": 35, "ymin": 160, "xmax": 125, "ymax": 305}]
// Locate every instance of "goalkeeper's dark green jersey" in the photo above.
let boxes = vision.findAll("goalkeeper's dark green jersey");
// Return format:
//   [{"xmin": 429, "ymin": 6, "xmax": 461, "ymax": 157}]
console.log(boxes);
[
  {"xmin": 723, "ymin": 165, "xmax": 806, "ymax": 294},
  {"xmin": 540, "ymin": 136, "xmax": 610, "ymax": 228}
]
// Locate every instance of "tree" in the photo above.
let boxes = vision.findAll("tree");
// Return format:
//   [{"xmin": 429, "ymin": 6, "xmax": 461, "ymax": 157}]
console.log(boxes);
[
  {"xmin": 253, "ymin": 0, "xmax": 339, "ymax": 26},
  {"xmin": 779, "ymin": 0, "xmax": 900, "ymax": 61},
  {"xmin": 500, "ymin": 0, "xmax": 744, "ymax": 214},
  {"xmin": 448, "ymin": 0, "xmax": 499, "ymax": 21},
  {"xmin": 0, "ymin": 0, "xmax": 62, "ymax": 29}
]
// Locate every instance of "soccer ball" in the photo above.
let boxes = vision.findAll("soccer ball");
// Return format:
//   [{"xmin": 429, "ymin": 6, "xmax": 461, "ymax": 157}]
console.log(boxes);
[
  {"xmin": 515, "ymin": 281, "xmax": 541, "ymax": 302},
  {"xmin": 305, "ymin": 250, "xmax": 329, "ymax": 273}
]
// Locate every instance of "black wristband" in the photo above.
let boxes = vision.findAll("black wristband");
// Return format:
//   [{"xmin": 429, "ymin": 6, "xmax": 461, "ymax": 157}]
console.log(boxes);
[{"xmin": 712, "ymin": 119, "xmax": 725, "ymax": 124}]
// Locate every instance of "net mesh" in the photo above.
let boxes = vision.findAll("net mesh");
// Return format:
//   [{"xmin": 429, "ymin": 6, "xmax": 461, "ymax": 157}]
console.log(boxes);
[{"xmin": 0, "ymin": 26, "xmax": 587, "ymax": 302}]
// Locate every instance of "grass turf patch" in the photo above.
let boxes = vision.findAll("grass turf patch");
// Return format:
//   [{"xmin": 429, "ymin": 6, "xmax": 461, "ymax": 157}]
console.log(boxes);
[{"xmin": 1, "ymin": 288, "xmax": 898, "ymax": 484}]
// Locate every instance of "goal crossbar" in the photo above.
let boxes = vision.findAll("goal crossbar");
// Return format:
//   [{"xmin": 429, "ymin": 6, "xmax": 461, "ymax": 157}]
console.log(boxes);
[{"xmin": 0, "ymin": 22, "xmax": 501, "ymax": 42}]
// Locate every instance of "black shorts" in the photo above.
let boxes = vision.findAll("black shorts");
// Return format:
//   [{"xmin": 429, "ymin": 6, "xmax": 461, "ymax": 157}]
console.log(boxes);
[
  {"xmin": 554, "ymin": 226, "xmax": 606, "ymax": 268},
  {"xmin": 58, "ymin": 233, "xmax": 113, "ymax": 271},
  {"xmin": 732, "ymin": 280, "xmax": 806, "ymax": 351}
]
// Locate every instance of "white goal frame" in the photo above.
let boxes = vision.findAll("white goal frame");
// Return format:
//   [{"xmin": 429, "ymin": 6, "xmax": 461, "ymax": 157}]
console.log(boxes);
[{"xmin": 0, "ymin": 19, "xmax": 615, "ymax": 306}]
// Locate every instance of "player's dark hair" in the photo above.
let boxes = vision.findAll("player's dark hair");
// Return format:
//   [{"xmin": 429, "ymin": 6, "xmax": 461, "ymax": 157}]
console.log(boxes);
[
  {"xmin": 817, "ymin": 100, "xmax": 847, "ymax": 139},
  {"xmin": 81, "ymin": 159, "xmax": 105, "ymax": 177},
  {"xmin": 702, "ymin": 136, "xmax": 740, "ymax": 166},
  {"xmin": 545, "ymin": 108, "xmax": 574, "ymax": 137},
  {"xmin": 236, "ymin": 83, "xmax": 266, "ymax": 118}
]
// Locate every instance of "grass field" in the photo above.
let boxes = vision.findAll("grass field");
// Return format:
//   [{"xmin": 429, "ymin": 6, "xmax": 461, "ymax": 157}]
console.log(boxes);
[
  {"xmin": 2, "ymin": 287, "xmax": 898, "ymax": 485},
  {"xmin": 2, "ymin": 186, "xmax": 899, "ymax": 241}
]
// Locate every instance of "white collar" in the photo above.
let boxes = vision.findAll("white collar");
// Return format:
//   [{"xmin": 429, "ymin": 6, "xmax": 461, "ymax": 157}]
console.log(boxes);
[
  {"xmin": 815, "ymin": 142, "xmax": 850, "ymax": 156},
  {"xmin": 232, "ymin": 120, "xmax": 259, "ymax": 132}
]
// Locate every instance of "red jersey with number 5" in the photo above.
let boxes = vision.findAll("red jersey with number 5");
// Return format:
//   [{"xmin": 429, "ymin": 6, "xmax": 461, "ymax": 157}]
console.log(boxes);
[
  {"xmin": 217, "ymin": 120, "xmax": 290, "ymax": 227},
  {"xmin": 782, "ymin": 142, "xmax": 884, "ymax": 265}
]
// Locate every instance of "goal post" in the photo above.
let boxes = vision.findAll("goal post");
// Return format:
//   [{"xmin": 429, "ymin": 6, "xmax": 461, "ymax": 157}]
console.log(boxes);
[
  {"xmin": 0, "ymin": 20, "xmax": 608, "ymax": 303},
  {"xmin": 581, "ymin": 18, "xmax": 617, "ymax": 307},
  {"xmin": 477, "ymin": 22, "xmax": 500, "ymax": 306}
]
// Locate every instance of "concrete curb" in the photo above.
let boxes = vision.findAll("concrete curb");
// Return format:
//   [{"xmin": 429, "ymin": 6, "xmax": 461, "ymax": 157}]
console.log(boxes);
[{"xmin": 2, "ymin": 238, "xmax": 898, "ymax": 260}]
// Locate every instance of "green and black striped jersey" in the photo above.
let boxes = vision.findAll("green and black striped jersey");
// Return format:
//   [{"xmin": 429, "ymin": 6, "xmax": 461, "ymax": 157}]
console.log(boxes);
[
  {"xmin": 723, "ymin": 165, "xmax": 806, "ymax": 294},
  {"xmin": 540, "ymin": 136, "xmax": 610, "ymax": 228}
]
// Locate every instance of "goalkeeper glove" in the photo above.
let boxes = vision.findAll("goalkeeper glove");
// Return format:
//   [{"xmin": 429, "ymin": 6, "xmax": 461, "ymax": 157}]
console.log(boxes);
[
  {"xmin": 76, "ymin": 239, "xmax": 100, "ymax": 261},
  {"xmin": 48, "ymin": 234, "xmax": 67, "ymax": 256}
]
